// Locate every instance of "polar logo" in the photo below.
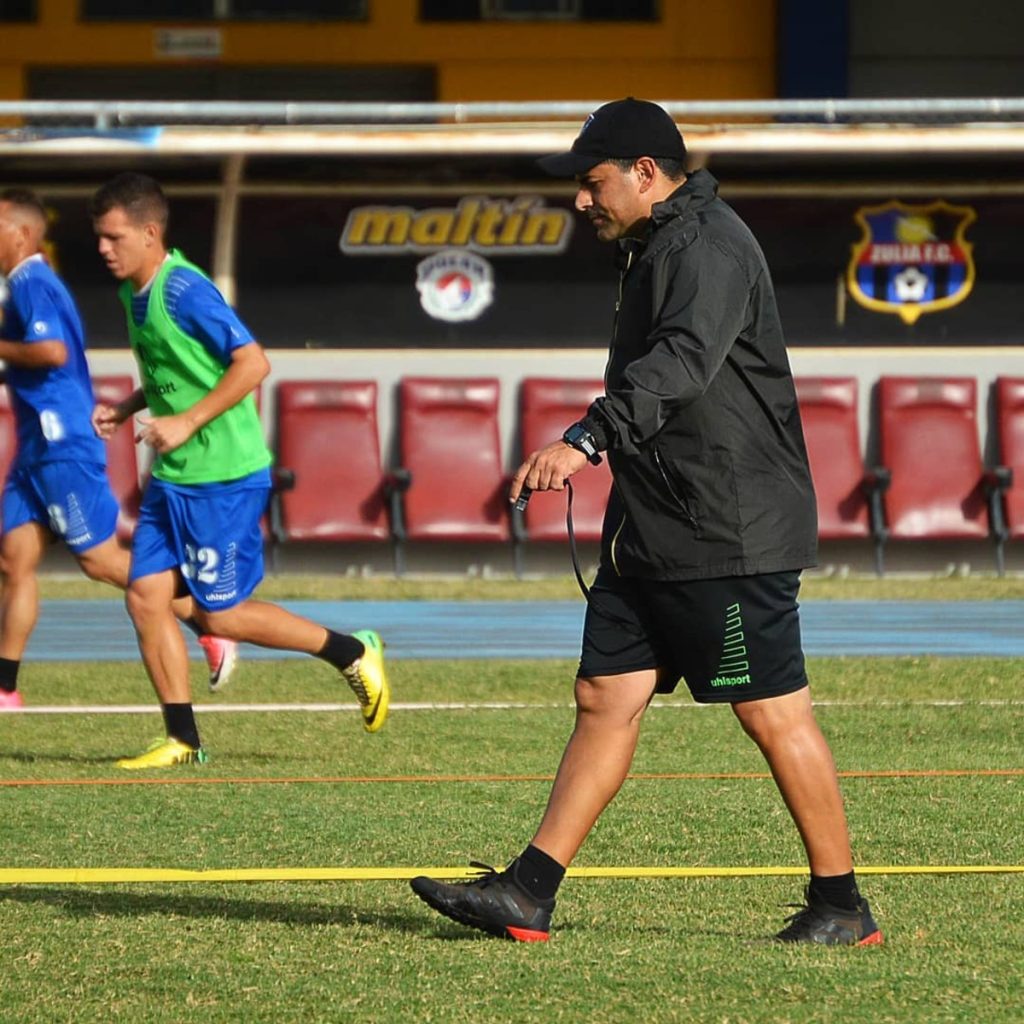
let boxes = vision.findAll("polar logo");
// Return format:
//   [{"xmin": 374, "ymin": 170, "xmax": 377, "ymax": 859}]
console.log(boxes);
[{"xmin": 415, "ymin": 249, "xmax": 494, "ymax": 323}]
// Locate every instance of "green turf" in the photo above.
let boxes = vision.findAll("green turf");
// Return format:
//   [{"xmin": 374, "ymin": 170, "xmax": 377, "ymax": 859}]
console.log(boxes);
[{"xmin": 2, "ymin": 657, "xmax": 1022, "ymax": 1023}]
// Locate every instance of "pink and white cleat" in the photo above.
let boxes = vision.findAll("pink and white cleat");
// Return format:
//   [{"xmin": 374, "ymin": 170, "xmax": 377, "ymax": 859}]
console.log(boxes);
[
  {"xmin": 198, "ymin": 635, "xmax": 239, "ymax": 693},
  {"xmin": 0, "ymin": 689, "xmax": 25, "ymax": 710}
]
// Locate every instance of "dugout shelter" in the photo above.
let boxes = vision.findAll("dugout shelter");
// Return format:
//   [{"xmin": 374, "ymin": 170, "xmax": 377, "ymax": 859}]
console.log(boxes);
[{"xmin": 1, "ymin": 97, "xmax": 1023, "ymax": 575}]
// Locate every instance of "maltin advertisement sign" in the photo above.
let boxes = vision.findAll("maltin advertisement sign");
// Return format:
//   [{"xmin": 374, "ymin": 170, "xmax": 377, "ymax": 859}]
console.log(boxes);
[{"xmin": 340, "ymin": 195, "xmax": 573, "ymax": 325}]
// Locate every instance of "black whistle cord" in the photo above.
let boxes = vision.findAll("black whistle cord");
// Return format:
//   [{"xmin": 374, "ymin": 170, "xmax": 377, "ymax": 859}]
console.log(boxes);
[
  {"xmin": 564, "ymin": 479, "xmax": 645, "ymax": 638},
  {"xmin": 564, "ymin": 479, "xmax": 592, "ymax": 604}
]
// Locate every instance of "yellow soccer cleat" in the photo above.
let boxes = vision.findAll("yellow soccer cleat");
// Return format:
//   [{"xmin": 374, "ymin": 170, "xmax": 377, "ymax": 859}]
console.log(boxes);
[
  {"xmin": 116, "ymin": 736, "xmax": 209, "ymax": 771},
  {"xmin": 341, "ymin": 629, "xmax": 390, "ymax": 733}
]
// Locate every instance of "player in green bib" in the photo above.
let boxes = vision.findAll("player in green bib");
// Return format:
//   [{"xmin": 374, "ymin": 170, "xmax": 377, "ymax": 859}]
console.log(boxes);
[
  {"xmin": 90, "ymin": 173, "xmax": 389, "ymax": 769},
  {"xmin": 122, "ymin": 247, "xmax": 272, "ymax": 486}
]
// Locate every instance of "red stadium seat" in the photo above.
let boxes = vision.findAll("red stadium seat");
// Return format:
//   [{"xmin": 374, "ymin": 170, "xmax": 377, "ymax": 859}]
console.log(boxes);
[
  {"xmin": 91, "ymin": 375, "xmax": 143, "ymax": 543},
  {"xmin": 274, "ymin": 379, "xmax": 391, "ymax": 552},
  {"xmin": 518, "ymin": 378, "xmax": 611, "ymax": 546},
  {"xmin": 794, "ymin": 377, "xmax": 875, "ymax": 544},
  {"xmin": 995, "ymin": 377, "xmax": 1024, "ymax": 540},
  {"xmin": 394, "ymin": 377, "xmax": 511, "ymax": 574},
  {"xmin": 0, "ymin": 386, "xmax": 16, "ymax": 486},
  {"xmin": 876, "ymin": 376, "xmax": 1009, "ymax": 573}
]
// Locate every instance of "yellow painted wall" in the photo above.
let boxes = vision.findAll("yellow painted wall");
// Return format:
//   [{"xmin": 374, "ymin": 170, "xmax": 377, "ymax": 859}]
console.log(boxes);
[
  {"xmin": 0, "ymin": 0, "xmax": 777, "ymax": 101},
  {"xmin": 0, "ymin": 65, "xmax": 23, "ymax": 100}
]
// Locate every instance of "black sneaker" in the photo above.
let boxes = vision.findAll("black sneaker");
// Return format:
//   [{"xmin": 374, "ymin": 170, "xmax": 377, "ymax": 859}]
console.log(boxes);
[
  {"xmin": 775, "ymin": 888, "xmax": 883, "ymax": 946},
  {"xmin": 410, "ymin": 862, "xmax": 555, "ymax": 942}
]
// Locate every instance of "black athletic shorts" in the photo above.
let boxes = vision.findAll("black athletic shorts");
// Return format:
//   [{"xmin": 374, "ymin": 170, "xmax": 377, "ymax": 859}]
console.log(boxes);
[{"xmin": 577, "ymin": 567, "xmax": 808, "ymax": 704}]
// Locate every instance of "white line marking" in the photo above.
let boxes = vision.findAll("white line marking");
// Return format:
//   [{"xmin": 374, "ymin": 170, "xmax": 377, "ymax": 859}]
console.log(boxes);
[
  {"xmin": 9, "ymin": 702, "xmax": 568, "ymax": 715},
  {"xmin": 5, "ymin": 699, "xmax": 1023, "ymax": 715}
]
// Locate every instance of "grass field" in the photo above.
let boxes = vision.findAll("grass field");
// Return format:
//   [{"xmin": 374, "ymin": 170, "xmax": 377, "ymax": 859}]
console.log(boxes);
[
  {"xmin": 2, "ymin": 654, "xmax": 1022, "ymax": 1023},
  {"xmin": 33, "ymin": 570, "xmax": 1024, "ymax": 602}
]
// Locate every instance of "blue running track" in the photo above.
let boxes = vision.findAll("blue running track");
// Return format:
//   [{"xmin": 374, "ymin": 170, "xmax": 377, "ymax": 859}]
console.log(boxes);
[{"xmin": 25, "ymin": 599, "xmax": 1024, "ymax": 661}]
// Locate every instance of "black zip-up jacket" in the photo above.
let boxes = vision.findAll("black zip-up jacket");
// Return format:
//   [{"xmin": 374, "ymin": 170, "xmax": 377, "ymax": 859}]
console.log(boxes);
[{"xmin": 580, "ymin": 169, "xmax": 818, "ymax": 581}]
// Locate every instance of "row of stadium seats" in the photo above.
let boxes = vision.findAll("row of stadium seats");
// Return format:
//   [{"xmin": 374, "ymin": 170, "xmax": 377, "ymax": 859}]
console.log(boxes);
[
  {"xmin": 1, "ymin": 375, "xmax": 1020, "ymax": 576},
  {"xmin": 798, "ymin": 376, "xmax": 1019, "ymax": 575},
  {"xmin": 274, "ymin": 376, "xmax": 610, "ymax": 575},
  {"xmin": 263, "ymin": 374, "xmax": 1024, "ymax": 577}
]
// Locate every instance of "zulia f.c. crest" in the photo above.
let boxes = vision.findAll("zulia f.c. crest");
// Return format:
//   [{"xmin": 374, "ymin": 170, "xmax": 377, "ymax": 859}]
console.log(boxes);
[{"xmin": 847, "ymin": 200, "xmax": 976, "ymax": 325}]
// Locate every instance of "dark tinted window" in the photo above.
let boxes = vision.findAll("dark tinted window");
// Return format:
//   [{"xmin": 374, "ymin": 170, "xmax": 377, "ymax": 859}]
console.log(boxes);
[
  {"xmin": 482, "ymin": 0, "xmax": 580, "ymax": 16},
  {"xmin": 421, "ymin": 0, "xmax": 478, "ymax": 17},
  {"xmin": 82, "ymin": 0, "xmax": 365, "ymax": 18},
  {"xmin": 230, "ymin": 0, "xmax": 366, "ymax": 15},
  {"xmin": 421, "ymin": 0, "xmax": 656, "ymax": 19},
  {"xmin": 580, "ymin": 0, "xmax": 656, "ymax": 17},
  {"xmin": 82, "ymin": 0, "xmax": 213, "ymax": 16},
  {"xmin": 0, "ymin": 0, "xmax": 37, "ymax": 20}
]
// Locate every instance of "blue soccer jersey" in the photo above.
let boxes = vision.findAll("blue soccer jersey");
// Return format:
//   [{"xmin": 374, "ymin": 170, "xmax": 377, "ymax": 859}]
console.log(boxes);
[
  {"xmin": 131, "ymin": 264, "xmax": 256, "ymax": 360},
  {"xmin": 1, "ymin": 254, "xmax": 106, "ymax": 469}
]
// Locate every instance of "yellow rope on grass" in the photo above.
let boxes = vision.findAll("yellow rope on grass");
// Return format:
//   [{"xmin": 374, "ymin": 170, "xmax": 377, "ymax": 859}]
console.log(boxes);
[{"xmin": 1, "ymin": 864, "xmax": 1023, "ymax": 885}]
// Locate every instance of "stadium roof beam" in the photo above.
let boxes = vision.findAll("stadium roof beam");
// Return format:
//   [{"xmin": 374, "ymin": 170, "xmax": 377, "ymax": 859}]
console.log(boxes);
[{"xmin": 2, "ymin": 125, "xmax": 1024, "ymax": 158}]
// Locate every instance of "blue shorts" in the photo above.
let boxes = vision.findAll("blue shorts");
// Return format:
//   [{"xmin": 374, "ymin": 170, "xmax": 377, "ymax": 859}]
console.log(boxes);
[
  {"xmin": 130, "ymin": 474, "xmax": 270, "ymax": 612},
  {"xmin": 2, "ymin": 461, "xmax": 119, "ymax": 554}
]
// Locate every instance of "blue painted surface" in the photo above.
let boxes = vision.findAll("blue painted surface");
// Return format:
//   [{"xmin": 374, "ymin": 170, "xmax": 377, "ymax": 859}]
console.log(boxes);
[
  {"xmin": 24, "ymin": 599, "xmax": 1024, "ymax": 661},
  {"xmin": 777, "ymin": 0, "xmax": 849, "ymax": 99}
]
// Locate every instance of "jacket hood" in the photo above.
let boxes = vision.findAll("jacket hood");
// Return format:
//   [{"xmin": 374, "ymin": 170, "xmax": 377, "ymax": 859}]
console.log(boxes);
[
  {"xmin": 615, "ymin": 169, "xmax": 720, "ymax": 264},
  {"xmin": 650, "ymin": 168, "xmax": 719, "ymax": 227}
]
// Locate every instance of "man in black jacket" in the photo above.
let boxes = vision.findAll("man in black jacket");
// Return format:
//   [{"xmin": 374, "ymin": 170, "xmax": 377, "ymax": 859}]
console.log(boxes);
[{"xmin": 411, "ymin": 99, "xmax": 881, "ymax": 946}]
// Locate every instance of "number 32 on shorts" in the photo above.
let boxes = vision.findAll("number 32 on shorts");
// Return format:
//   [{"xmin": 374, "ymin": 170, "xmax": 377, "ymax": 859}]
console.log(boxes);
[{"xmin": 180, "ymin": 543, "xmax": 220, "ymax": 585}]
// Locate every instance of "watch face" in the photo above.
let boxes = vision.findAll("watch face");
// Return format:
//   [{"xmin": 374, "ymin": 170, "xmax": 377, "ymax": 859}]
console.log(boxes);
[{"xmin": 564, "ymin": 424, "xmax": 597, "ymax": 460}]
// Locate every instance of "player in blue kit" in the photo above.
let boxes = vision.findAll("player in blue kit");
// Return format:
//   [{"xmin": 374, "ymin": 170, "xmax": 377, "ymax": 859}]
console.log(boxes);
[{"xmin": 0, "ymin": 187, "xmax": 237, "ymax": 711}]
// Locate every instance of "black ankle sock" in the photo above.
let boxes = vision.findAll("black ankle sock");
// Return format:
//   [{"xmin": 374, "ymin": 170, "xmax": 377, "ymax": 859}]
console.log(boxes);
[
  {"xmin": 0, "ymin": 656, "xmax": 19, "ymax": 693},
  {"xmin": 162, "ymin": 703, "xmax": 201, "ymax": 749},
  {"xmin": 182, "ymin": 617, "xmax": 204, "ymax": 639},
  {"xmin": 317, "ymin": 630, "xmax": 365, "ymax": 671},
  {"xmin": 809, "ymin": 871, "xmax": 861, "ymax": 912},
  {"xmin": 510, "ymin": 844, "xmax": 565, "ymax": 901}
]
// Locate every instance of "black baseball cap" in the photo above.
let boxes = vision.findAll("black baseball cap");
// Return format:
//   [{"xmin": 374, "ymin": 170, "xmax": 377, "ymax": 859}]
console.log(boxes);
[{"xmin": 538, "ymin": 98, "xmax": 686, "ymax": 177}]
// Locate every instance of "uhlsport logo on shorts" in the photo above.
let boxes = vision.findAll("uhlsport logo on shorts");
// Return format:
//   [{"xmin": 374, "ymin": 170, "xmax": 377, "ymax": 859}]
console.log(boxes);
[
  {"xmin": 710, "ymin": 602, "xmax": 751, "ymax": 687},
  {"xmin": 415, "ymin": 248, "xmax": 494, "ymax": 323}
]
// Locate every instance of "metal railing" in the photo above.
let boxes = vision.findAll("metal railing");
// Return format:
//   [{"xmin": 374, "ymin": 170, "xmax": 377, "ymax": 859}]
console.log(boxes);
[{"xmin": 2, "ymin": 97, "xmax": 1024, "ymax": 129}]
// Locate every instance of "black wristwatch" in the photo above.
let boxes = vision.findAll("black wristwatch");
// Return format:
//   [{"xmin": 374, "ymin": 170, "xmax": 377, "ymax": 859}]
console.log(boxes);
[{"xmin": 562, "ymin": 422, "xmax": 603, "ymax": 465}]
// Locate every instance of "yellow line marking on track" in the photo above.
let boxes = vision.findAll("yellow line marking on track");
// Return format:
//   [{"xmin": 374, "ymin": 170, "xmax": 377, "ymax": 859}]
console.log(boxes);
[
  {"xmin": 2, "ymin": 768, "xmax": 1022, "ymax": 789},
  {"xmin": 1, "ymin": 865, "xmax": 1023, "ymax": 885}
]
